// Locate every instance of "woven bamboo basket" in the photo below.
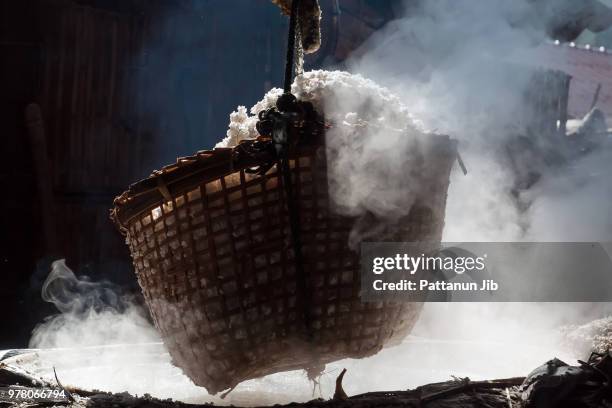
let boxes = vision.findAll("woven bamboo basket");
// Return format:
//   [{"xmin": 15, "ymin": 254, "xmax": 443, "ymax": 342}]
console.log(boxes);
[{"xmin": 111, "ymin": 125, "xmax": 457, "ymax": 394}]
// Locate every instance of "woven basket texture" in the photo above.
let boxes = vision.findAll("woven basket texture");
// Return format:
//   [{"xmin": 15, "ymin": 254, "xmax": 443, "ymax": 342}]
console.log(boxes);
[{"xmin": 113, "ymin": 133, "xmax": 456, "ymax": 394}]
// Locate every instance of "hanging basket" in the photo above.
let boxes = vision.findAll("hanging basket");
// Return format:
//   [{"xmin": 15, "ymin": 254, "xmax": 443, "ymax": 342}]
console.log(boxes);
[{"xmin": 111, "ymin": 126, "xmax": 457, "ymax": 394}]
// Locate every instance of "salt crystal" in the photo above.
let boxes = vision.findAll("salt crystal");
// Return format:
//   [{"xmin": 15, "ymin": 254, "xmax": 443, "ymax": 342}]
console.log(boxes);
[{"xmin": 216, "ymin": 70, "xmax": 424, "ymax": 148}]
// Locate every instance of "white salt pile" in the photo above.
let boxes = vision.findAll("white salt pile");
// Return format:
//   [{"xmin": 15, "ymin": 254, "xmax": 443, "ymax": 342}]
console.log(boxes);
[
  {"xmin": 561, "ymin": 316, "xmax": 612, "ymax": 357},
  {"xmin": 215, "ymin": 70, "xmax": 425, "ymax": 148},
  {"xmin": 217, "ymin": 70, "xmax": 437, "ymax": 247}
]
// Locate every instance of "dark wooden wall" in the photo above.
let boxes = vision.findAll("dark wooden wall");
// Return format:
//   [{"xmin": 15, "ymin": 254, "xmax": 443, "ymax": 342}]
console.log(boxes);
[
  {"xmin": 1, "ymin": 0, "xmax": 48, "ymax": 346},
  {"xmin": 0, "ymin": 0, "xmax": 392, "ymax": 347}
]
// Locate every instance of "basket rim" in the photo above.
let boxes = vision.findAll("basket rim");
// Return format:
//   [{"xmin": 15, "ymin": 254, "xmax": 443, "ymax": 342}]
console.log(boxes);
[
  {"xmin": 110, "ymin": 137, "xmax": 323, "ymax": 231},
  {"xmin": 110, "ymin": 132, "xmax": 456, "ymax": 232}
]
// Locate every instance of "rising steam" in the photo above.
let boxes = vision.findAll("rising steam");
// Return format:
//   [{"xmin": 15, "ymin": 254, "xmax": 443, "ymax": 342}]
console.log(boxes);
[
  {"xmin": 346, "ymin": 0, "xmax": 612, "ymax": 242},
  {"xmin": 30, "ymin": 259, "xmax": 158, "ymax": 348},
  {"xmin": 339, "ymin": 0, "xmax": 612, "ymax": 394}
]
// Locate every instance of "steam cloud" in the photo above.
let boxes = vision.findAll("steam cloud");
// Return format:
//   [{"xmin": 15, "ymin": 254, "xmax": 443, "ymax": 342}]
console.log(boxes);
[
  {"xmin": 345, "ymin": 0, "xmax": 611, "ymax": 242},
  {"xmin": 30, "ymin": 259, "xmax": 158, "ymax": 348},
  {"xmin": 25, "ymin": 260, "xmax": 222, "ymax": 402},
  {"xmin": 338, "ymin": 0, "xmax": 612, "ymax": 395}
]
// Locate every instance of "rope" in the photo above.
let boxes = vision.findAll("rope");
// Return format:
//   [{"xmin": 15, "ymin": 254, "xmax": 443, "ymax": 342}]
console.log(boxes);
[
  {"xmin": 283, "ymin": 0, "xmax": 301, "ymax": 92},
  {"xmin": 279, "ymin": 0, "xmax": 312, "ymax": 337}
]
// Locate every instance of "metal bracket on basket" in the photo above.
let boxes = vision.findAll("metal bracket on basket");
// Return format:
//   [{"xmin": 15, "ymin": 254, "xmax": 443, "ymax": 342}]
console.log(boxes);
[
  {"xmin": 234, "ymin": 139, "xmax": 277, "ymax": 175},
  {"xmin": 257, "ymin": 94, "xmax": 301, "ymax": 155}
]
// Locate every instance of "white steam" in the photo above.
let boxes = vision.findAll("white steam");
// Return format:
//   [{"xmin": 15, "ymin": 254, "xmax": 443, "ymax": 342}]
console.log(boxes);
[
  {"xmin": 336, "ymin": 0, "xmax": 612, "ymax": 396},
  {"xmin": 522, "ymin": 149, "xmax": 612, "ymax": 241},
  {"xmin": 26, "ymin": 260, "xmax": 203, "ymax": 400},
  {"xmin": 30, "ymin": 260, "xmax": 158, "ymax": 348},
  {"xmin": 20, "ymin": 259, "xmax": 594, "ymax": 403},
  {"xmin": 346, "ymin": 0, "xmax": 612, "ymax": 243}
]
